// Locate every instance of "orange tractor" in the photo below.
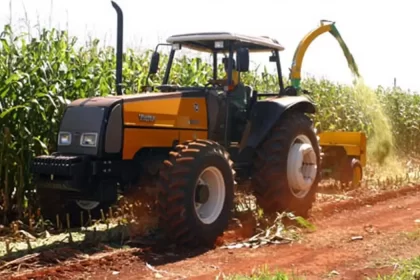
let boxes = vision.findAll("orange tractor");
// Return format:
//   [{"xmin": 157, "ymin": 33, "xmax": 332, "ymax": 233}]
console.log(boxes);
[{"xmin": 30, "ymin": 1, "xmax": 362, "ymax": 246}]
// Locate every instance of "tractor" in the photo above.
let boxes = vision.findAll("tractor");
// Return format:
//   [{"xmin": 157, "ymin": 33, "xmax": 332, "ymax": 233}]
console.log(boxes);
[{"xmin": 30, "ymin": 1, "xmax": 359, "ymax": 246}]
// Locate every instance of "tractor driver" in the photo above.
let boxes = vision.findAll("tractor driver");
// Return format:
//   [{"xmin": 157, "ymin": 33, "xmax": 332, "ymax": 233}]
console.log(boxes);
[
  {"xmin": 210, "ymin": 58, "xmax": 247, "ymax": 112},
  {"xmin": 210, "ymin": 58, "xmax": 239, "ymax": 87},
  {"xmin": 208, "ymin": 58, "xmax": 249, "ymax": 142}
]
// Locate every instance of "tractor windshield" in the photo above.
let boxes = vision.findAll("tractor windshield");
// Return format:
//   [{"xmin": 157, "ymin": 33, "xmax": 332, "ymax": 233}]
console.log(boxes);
[
  {"xmin": 163, "ymin": 46, "xmax": 219, "ymax": 87},
  {"xmin": 148, "ymin": 40, "xmax": 284, "ymax": 95},
  {"xmin": 154, "ymin": 44, "xmax": 241, "ymax": 92}
]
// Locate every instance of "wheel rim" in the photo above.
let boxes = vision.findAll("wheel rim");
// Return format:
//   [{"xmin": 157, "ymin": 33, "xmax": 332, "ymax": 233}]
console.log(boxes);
[
  {"xmin": 194, "ymin": 166, "xmax": 226, "ymax": 225},
  {"xmin": 75, "ymin": 200, "xmax": 100, "ymax": 210},
  {"xmin": 287, "ymin": 134, "xmax": 318, "ymax": 198}
]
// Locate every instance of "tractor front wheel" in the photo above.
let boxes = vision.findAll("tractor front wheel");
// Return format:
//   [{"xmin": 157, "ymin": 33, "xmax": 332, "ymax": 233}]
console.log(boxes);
[
  {"xmin": 252, "ymin": 111, "xmax": 321, "ymax": 217},
  {"xmin": 37, "ymin": 190, "xmax": 113, "ymax": 228},
  {"xmin": 157, "ymin": 139, "xmax": 235, "ymax": 247}
]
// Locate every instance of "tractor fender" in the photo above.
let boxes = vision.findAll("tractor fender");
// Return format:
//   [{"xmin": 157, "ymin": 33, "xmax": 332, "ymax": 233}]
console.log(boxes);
[{"xmin": 245, "ymin": 95, "xmax": 316, "ymax": 149}]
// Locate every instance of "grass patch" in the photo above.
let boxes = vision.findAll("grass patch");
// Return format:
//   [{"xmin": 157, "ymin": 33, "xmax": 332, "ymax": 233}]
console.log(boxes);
[
  {"xmin": 402, "ymin": 228, "xmax": 420, "ymax": 241},
  {"xmin": 219, "ymin": 265, "xmax": 305, "ymax": 280},
  {"xmin": 369, "ymin": 256, "xmax": 420, "ymax": 280},
  {"xmin": 221, "ymin": 256, "xmax": 420, "ymax": 280}
]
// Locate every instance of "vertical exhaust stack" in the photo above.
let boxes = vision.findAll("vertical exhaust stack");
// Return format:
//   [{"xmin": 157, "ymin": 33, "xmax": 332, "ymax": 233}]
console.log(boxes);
[{"xmin": 111, "ymin": 1, "xmax": 123, "ymax": 95}]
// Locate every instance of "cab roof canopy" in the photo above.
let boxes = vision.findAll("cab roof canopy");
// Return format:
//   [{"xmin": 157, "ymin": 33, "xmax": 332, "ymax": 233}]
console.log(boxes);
[{"xmin": 166, "ymin": 32, "xmax": 285, "ymax": 53}]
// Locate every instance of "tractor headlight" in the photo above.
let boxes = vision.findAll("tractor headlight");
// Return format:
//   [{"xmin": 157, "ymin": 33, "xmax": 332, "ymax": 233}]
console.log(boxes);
[
  {"xmin": 58, "ymin": 132, "xmax": 71, "ymax": 146},
  {"xmin": 80, "ymin": 133, "xmax": 98, "ymax": 147}
]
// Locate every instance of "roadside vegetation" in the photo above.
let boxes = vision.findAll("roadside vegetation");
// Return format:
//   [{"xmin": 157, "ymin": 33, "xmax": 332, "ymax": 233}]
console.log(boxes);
[
  {"xmin": 371, "ymin": 256, "xmax": 420, "ymax": 280},
  {"xmin": 224, "ymin": 256, "xmax": 420, "ymax": 279},
  {"xmin": 222, "ymin": 265, "xmax": 303, "ymax": 280}
]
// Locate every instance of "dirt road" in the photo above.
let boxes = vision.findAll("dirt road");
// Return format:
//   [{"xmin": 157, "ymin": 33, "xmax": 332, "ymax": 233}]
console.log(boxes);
[{"xmin": 4, "ymin": 184, "xmax": 420, "ymax": 280}]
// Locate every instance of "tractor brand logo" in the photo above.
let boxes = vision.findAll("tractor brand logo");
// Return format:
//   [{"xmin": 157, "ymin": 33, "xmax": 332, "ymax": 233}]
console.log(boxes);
[
  {"xmin": 193, "ymin": 103, "xmax": 199, "ymax": 112},
  {"xmin": 138, "ymin": 114, "xmax": 156, "ymax": 122}
]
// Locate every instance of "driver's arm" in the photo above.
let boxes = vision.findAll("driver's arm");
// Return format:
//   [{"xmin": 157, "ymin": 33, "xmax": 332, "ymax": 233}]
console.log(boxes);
[{"xmin": 209, "ymin": 78, "xmax": 228, "ymax": 85}]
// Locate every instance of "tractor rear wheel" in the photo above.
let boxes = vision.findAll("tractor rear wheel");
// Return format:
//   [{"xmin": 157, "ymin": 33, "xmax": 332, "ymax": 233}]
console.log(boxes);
[
  {"xmin": 157, "ymin": 139, "xmax": 235, "ymax": 247},
  {"xmin": 339, "ymin": 157, "xmax": 363, "ymax": 189},
  {"xmin": 350, "ymin": 158, "xmax": 363, "ymax": 187},
  {"xmin": 252, "ymin": 111, "xmax": 321, "ymax": 217}
]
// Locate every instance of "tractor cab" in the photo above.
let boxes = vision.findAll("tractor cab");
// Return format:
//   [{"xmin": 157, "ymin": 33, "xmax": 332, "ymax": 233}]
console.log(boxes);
[{"xmin": 147, "ymin": 32, "xmax": 289, "ymax": 153}]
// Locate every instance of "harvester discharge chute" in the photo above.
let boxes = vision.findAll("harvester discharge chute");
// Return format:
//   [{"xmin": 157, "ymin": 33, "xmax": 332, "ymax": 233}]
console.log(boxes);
[
  {"xmin": 288, "ymin": 20, "xmax": 366, "ymax": 188},
  {"xmin": 289, "ymin": 20, "xmax": 360, "ymax": 90}
]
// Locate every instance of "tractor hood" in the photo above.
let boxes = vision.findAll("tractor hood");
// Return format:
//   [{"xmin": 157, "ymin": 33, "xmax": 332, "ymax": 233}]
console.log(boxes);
[{"xmin": 57, "ymin": 91, "xmax": 206, "ymax": 158}]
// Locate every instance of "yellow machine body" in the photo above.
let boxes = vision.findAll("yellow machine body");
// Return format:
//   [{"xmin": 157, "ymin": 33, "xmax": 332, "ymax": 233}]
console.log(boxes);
[
  {"xmin": 318, "ymin": 131, "xmax": 367, "ymax": 166},
  {"xmin": 121, "ymin": 94, "xmax": 209, "ymax": 160}
]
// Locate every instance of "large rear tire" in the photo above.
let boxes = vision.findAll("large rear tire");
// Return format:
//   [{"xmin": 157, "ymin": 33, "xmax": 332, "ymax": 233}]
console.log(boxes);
[
  {"xmin": 252, "ymin": 111, "xmax": 321, "ymax": 217},
  {"xmin": 157, "ymin": 139, "xmax": 235, "ymax": 247}
]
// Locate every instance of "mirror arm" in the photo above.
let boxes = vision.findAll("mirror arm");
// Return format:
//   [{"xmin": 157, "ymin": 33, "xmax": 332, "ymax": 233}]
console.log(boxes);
[{"xmin": 162, "ymin": 49, "xmax": 175, "ymax": 85}]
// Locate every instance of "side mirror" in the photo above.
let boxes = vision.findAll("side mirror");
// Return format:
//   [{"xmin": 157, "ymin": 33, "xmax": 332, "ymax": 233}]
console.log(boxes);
[
  {"xmin": 149, "ymin": 52, "xmax": 160, "ymax": 75},
  {"xmin": 236, "ymin": 48, "xmax": 249, "ymax": 72}
]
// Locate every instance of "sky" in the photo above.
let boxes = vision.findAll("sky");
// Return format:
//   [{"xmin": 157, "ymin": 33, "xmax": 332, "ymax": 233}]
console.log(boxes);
[{"xmin": 0, "ymin": 0, "xmax": 418, "ymax": 92}]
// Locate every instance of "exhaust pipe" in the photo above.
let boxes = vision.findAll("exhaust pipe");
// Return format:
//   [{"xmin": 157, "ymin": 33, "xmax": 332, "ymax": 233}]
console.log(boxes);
[{"xmin": 111, "ymin": 1, "xmax": 123, "ymax": 95}]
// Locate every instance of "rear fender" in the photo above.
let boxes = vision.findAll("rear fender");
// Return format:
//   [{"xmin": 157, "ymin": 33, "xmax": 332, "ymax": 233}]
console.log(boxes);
[{"xmin": 245, "ymin": 95, "xmax": 316, "ymax": 149}]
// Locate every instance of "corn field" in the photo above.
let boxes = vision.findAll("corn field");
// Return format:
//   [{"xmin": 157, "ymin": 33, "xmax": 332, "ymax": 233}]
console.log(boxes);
[{"xmin": 0, "ymin": 25, "xmax": 419, "ymax": 221}]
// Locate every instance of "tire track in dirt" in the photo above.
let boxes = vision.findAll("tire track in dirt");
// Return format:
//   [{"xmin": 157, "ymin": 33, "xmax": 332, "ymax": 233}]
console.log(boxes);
[{"xmin": 5, "ymin": 184, "xmax": 420, "ymax": 280}]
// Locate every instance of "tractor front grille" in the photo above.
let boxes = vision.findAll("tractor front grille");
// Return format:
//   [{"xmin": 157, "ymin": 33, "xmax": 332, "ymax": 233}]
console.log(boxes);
[{"xmin": 31, "ymin": 155, "xmax": 87, "ymax": 177}]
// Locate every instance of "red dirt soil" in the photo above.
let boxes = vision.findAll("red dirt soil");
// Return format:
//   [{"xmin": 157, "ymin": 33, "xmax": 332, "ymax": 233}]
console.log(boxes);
[{"xmin": 3, "ymin": 184, "xmax": 420, "ymax": 280}]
